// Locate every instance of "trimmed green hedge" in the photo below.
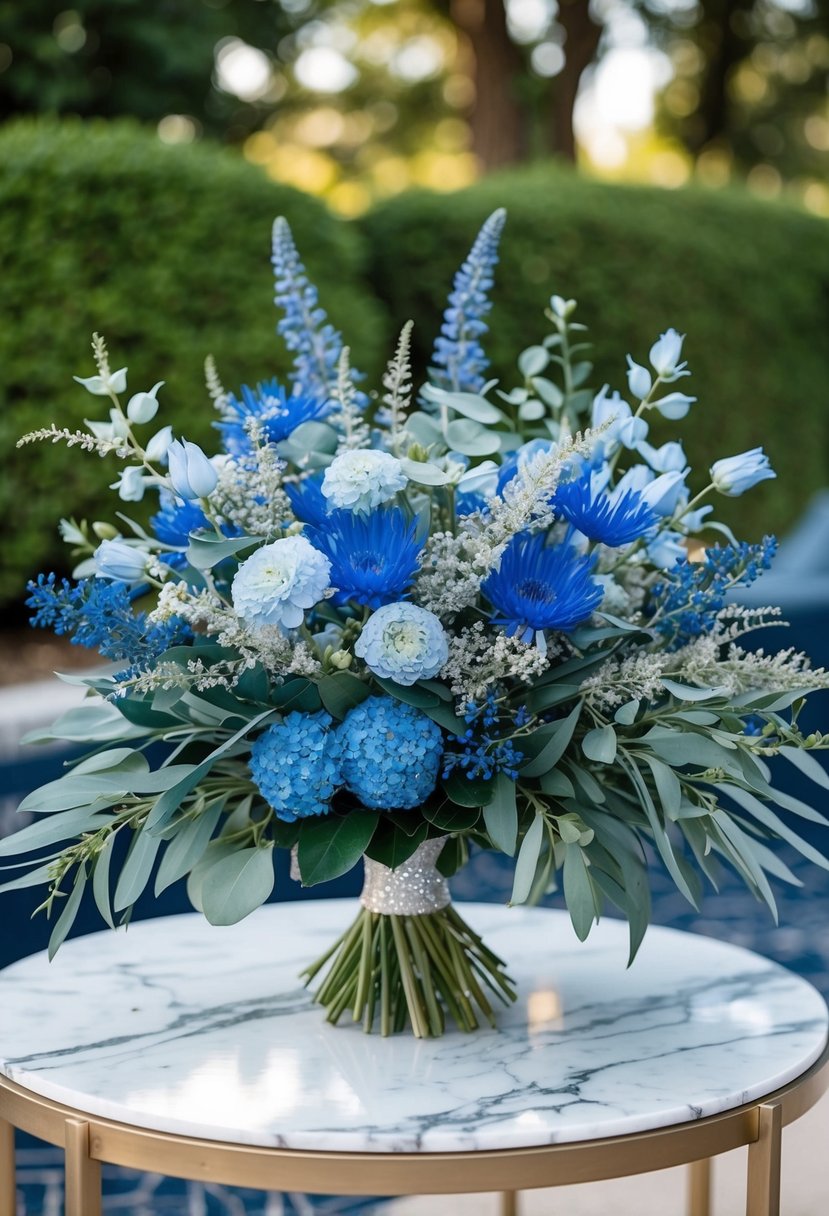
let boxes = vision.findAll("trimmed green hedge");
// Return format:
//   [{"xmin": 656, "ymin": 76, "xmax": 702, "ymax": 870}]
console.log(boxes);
[
  {"xmin": 0, "ymin": 118, "xmax": 387, "ymax": 606},
  {"xmin": 362, "ymin": 168, "xmax": 829, "ymax": 540}
]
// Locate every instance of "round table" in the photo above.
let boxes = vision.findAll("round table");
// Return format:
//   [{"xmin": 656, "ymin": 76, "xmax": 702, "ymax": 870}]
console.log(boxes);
[{"xmin": 0, "ymin": 902, "xmax": 827, "ymax": 1216}]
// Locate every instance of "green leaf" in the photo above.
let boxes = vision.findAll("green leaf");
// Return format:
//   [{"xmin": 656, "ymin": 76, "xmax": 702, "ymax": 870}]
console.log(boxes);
[
  {"xmin": 442, "ymin": 771, "xmax": 494, "ymax": 808},
  {"xmin": 661, "ymin": 679, "xmax": 726, "ymax": 702},
  {"xmin": 0, "ymin": 861, "xmax": 57, "ymax": 894},
  {"xmin": 113, "ymin": 829, "xmax": 162, "ymax": 912},
  {"xmin": 582, "ymin": 725, "xmax": 617, "ymax": 764},
  {"xmin": 562, "ymin": 843, "xmax": 596, "ymax": 941},
  {"xmin": 482, "ymin": 772, "xmax": 518, "ymax": 856},
  {"xmin": 22, "ymin": 701, "xmax": 149, "ymax": 745},
  {"xmin": 269, "ymin": 680, "xmax": 321, "ymax": 713},
  {"xmin": 778, "ymin": 746, "xmax": 829, "ymax": 790},
  {"xmin": 614, "ymin": 700, "xmax": 640, "ymax": 725},
  {"xmin": 520, "ymin": 703, "xmax": 581, "ymax": 778},
  {"xmin": 0, "ymin": 809, "xmax": 109, "ymax": 858},
  {"xmin": 154, "ymin": 801, "xmax": 224, "ymax": 895},
  {"xmin": 71, "ymin": 749, "xmax": 150, "ymax": 776},
  {"xmin": 621, "ymin": 753, "xmax": 697, "ymax": 906},
  {"xmin": 510, "ymin": 813, "xmax": 545, "ymax": 905},
  {"xmin": 200, "ymin": 846, "xmax": 275, "ymax": 926},
  {"xmin": 421, "ymin": 802, "xmax": 480, "ymax": 831},
  {"xmin": 518, "ymin": 345, "xmax": 549, "ymax": 378},
  {"xmin": 524, "ymin": 683, "xmax": 581, "ymax": 714},
  {"xmin": 364, "ymin": 818, "xmax": 428, "ymax": 868},
  {"xmin": 186, "ymin": 532, "xmax": 261, "ymax": 571},
  {"xmin": 92, "ymin": 834, "xmax": 116, "ymax": 928},
  {"xmin": 297, "ymin": 811, "xmax": 378, "ymax": 885},
  {"xmin": 373, "ymin": 676, "xmax": 439, "ymax": 708},
  {"xmin": 444, "ymin": 418, "xmax": 501, "ymax": 456},
  {"xmin": 318, "ymin": 673, "xmax": 370, "ymax": 720},
  {"xmin": 48, "ymin": 868, "xmax": 87, "ymax": 960},
  {"xmin": 533, "ymin": 377, "xmax": 563, "ymax": 408},
  {"xmin": 422, "ymin": 702, "xmax": 467, "ymax": 734},
  {"xmin": 714, "ymin": 783, "xmax": 829, "ymax": 870},
  {"xmin": 538, "ymin": 769, "xmax": 575, "ymax": 799},
  {"xmin": 399, "ymin": 457, "xmax": 452, "ymax": 486},
  {"xmin": 518, "ymin": 399, "xmax": 545, "ymax": 422},
  {"xmin": 421, "ymin": 385, "xmax": 505, "ymax": 424},
  {"xmin": 640, "ymin": 755, "xmax": 682, "ymax": 821},
  {"xmin": 186, "ymin": 839, "xmax": 239, "ymax": 912}
]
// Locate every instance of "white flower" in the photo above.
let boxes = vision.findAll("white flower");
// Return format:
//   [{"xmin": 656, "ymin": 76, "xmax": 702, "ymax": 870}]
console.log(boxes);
[
  {"xmin": 355, "ymin": 602, "xmax": 449, "ymax": 685},
  {"xmin": 637, "ymin": 440, "xmax": 687, "ymax": 473},
  {"xmin": 146, "ymin": 425, "xmax": 174, "ymax": 463},
  {"xmin": 110, "ymin": 465, "xmax": 149, "ymax": 502},
  {"xmin": 232, "ymin": 536, "xmax": 331, "ymax": 631},
  {"xmin": 127, "ymin": 381, "xmax": 164, "ymax": 424},
  {"xmin": 73, "ymin": 368, "xmax": 128, "ymax": 396},
  {"xmin": 94, "ymin": 539, "xmax": 148, "ymax": 582},
  {"xmin": 626, "ymin": 357, "xmax": 653, "ymax": 401},
  {"xmin": 322, "ymin": 449, "xmax": 407, "ymax": 514},
  {"xmin": 648, "ymin": 329, "xmax": 686, "ymax": 379},
  {"xmin": 710, "ymin": 448, "xmax": 776, "ymax": 497}
]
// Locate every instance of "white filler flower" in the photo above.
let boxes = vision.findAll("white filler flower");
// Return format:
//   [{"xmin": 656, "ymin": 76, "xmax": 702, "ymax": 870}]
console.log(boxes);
[
  {"xmin": 232, "ymin": 535, "xmax": 331, "ymax": 631},
  {"xmin": 322, "ymin": 449, "xmax": 407, "ymax": 514}
]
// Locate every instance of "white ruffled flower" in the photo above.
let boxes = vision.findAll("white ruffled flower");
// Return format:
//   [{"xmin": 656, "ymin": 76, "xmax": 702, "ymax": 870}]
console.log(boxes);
[
  {"xmin": 322, "ymin": 449, "xmax": 407, "ymax": 514},
  {"xmin": 232, "ymin": 536, "xmax": 331, "ymax": 632},
  {"xmin": 355, "ymin": 602, "xmax": 448, "ymax": 686}
]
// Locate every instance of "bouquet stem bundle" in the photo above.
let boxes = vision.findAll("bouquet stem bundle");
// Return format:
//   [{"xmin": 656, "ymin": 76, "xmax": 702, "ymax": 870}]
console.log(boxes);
[{"xmin": 302, "ymin": 903, "xmax": 516, "ymax": 1037}]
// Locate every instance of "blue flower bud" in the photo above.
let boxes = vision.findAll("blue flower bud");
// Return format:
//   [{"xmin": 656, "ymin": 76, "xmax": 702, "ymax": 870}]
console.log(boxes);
[
  {"xmin": 626, "ymin": 356, "xmax": 652, "ymax": 400},
  {"xmin": 710, "ymin": 448, "xmax": 776, "ymax": 497},
  {"xmin": 167, "ymin": 438, "xmax": 218, "ymax": 501},
  {"xmin": 640, "ymin": 469, "xmax": 688, "ymax": 516},
  {"xmin": 93, "ymin": 539, "xmax": 148, "ymax": 583}
]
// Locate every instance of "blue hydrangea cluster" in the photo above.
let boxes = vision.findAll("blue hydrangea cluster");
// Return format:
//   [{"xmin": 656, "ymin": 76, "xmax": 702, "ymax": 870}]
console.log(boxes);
[
  {"xmin": 249, "ymin": 710, "xmax": 342, "ymax": 822},
  {"xmin": 307, "ymin": 508, "xmax": 424, "ymax": 609},
  {"xmin": 337, "ymin": 696, "xmax": 443, "ymax": 810},
  {"xmin": 443, "ymin": 694, "xmax": 527, "ymax": 782},
  {"xmin": 217, "ymin": 380, "xmax": 326, "ymax": 455},
  {"xmin": 430, "ymin": 209, "xmax": 505, "ymax": 394},
  {"xmin": 649, "ymin": 536, "xmax": 777, "ymax": 649},
  {"xmin": 26, "ymin": 574, "xmax": 190, "ymax": 679},
  {"xmin": 271, "ymin": 218, "xmax": 344, "ymax": 404}
]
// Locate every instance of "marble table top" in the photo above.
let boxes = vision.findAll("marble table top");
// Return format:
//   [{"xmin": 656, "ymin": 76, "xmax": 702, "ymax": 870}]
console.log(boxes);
[{"xmin": 0, "ymin": 902, "xmax": 826, "ymax": 1154}]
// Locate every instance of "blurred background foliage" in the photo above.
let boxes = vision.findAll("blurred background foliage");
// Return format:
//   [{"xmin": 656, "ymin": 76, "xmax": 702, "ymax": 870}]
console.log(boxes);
[{"xmin": 0, "ymin": 0, "xmax": 826, "ymax": 611}]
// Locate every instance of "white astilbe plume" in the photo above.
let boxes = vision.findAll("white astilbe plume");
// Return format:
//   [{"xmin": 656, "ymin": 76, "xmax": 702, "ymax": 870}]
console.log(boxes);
[
  {"xmin": 671, "ymin": 635, "xmax": 829, "ymax": 696},
  {"xmin": 382, "ymin": 321, "xmax": 414, "ymax": 455},
  {"xmin": 204, "ymin": 355, "xmax": 230, "ymax": 413},
  {"xmin": 211, "ymin": 418, "xmax": 292, "ymax": 538},
  {"xmin": 16, "ymin": 426, "xmax": 128, "ymax": 457},
  {"xmin": 330, "ymin": 347, "xmax": 370, "ymax": 453},
  {"xmin": 581, "ymin": 652, "xmax": 668, "ymax": 712},
  {"xmin": 441, "ymin": 621, "xmax": 551, "ymax": 703}
]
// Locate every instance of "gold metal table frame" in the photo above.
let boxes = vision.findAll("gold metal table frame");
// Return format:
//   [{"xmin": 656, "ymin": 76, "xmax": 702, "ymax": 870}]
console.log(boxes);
[{"xmin": 1, "ymin": 1042, "xmax": 827, "ymax": 1216}]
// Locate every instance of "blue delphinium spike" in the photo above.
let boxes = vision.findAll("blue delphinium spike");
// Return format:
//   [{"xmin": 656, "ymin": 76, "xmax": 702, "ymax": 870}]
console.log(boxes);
[
  {"xmin": 271, "ymin": 217, "xmax": 344, "ymax": 404},
  {"xmin": 430, "ymin": 208, "xmax": 506, "ymax": 394}
]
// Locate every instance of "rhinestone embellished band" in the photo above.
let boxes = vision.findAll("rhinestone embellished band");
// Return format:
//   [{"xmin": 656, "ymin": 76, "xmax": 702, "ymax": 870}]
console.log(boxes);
[{"xmin": 360, "ymin": 837, "xmax": 450, "ymax": 915}]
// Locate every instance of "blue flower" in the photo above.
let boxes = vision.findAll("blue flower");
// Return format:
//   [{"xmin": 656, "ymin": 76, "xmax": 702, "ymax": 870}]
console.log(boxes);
[
  {"xmin": 430, "ymin": 208, "xmax": 506, "ymax": 394},
  {"xmin": 443, "ymin": 693, "xmax": 525, "ymax": 782},
  {"xmin": 482, "ymin": 533, "xmax": 603, "ymax": 643},
  {"xmin": 272, "ymin": 217, "xmax": 344, "ymax": 403},
  {"xmin": 554, "ymin": 468, "xmax": 658, "ymax": 547},
  {"xmin": 151, "ymin": 492, "xmax": 210, "ymax": 549},
  {"xmin": 306, "ymin": 508, "xmax": 424, "ymax": 609},
  {"xmin": 26, "ymin": 574, "xmax": 189, "ymax": 679},
  {"xmin": 217, "ymin": 381, "xmax": 326, "ymax": 456},
  {"xmin": 285, "ymin": 473, "xmax": 331, "ymax": 529},
  {"xmin": 231, "ymin": 535, "xmax": 331, "ymax": 631},
  {"xmin": 355, "ymin": 602, "xmax": 448, "ymax": 685},
  {"xmin": 250, "ymin": 711, "xmax": 342, "ymax": 822},
  {"xmin": 710, "ymin": 448, "xmax": 776, "ymax": 497},
  {"xmin": 337, "ymin": 696, "xmax": 443, "ymax": 810}
]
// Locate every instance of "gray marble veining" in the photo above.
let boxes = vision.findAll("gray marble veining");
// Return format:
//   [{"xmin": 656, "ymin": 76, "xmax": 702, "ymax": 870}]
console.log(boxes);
[{"xmin": 0, "ymin": 902, "xmax": 825, "ymax": 1153}]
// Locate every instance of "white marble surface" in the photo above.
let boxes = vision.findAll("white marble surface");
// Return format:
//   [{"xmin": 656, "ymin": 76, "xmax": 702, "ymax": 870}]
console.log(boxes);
[{"xmin": 0, "ymin": 902, "xmax": 826, "ymax": 1153}]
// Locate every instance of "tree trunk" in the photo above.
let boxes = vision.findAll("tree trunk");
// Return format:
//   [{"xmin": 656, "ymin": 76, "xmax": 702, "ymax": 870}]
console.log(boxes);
[
  {"xmin": 451, "ymin": 0, "xmax": 529, "ymax": 169},
  {"xmin": 549, "ymin": 0, "xmax": 602, "ymax": 161},
  {"xmin": 688, "ymin": 0, "xmax": 751, "ymax": 155}
]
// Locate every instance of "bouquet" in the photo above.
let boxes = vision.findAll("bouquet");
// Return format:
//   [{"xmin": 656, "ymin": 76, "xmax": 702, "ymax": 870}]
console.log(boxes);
[{"xmin": 4, "ymin": 210, "xmax": 829, "ymax": 1039}]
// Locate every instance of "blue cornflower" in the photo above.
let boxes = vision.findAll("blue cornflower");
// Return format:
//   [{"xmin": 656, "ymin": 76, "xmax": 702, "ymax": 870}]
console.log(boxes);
[
  {"xmin": 271, "ymin": 217, "xmax": 344, "ymax": 403},
  {"xmin": 430, "ymin": 209, "xmax": 506, "ymax": 394},
  {"xmin": 217, "ymin": 380, "xmax": 326, "ymax": 456},
  {"xmin": 306, "ymin": 508, "xmax": 424, "ymax": 609},
  {"xmin": 482, "ymin": 533, "xmax": 603, "ymax": 644},
  {"xmin": 285, "ymin": 473, "xmax": 331, "ymax": 528},
  {"xmin": 443, "ymin": 692, "xmax": 526, "ymax": 782},
  {"xmin": 26, "ymin": 574, "xmax": 190, "ymax": 679},
  {"xmin": 554, "ymin": 468, "xmax": 658, "ymax": 548},
  {"xmin": 250, "ymin": 711, "xmax": 342, "ymax": 822},
  {"xmin": 338, "ymin": 696, "xmax": 443, "ymax": 810},
  {"xmin": 649, "ymin": 536, "xmax": 777, "ymax": 649},
  {"xmin": 151, "ymin": 492, "xmax": 210, "ymax": 549}
]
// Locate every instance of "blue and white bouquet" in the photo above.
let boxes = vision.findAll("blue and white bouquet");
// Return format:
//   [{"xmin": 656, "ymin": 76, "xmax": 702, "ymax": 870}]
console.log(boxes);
[{"xmin": 5, "ymin": 211, "xmax": 829, "ymax": 1037}]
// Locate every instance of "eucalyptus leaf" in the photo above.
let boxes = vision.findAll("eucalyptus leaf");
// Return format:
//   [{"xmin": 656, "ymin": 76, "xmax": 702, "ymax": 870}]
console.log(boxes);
[
  {"xmin": 0, "ymin": 861, "xmax": 57, "ymax": 894},
  {"xmin": 562, "ymin": 843, "xmax": 596, "ymax": 941},
  {"xmin": 482, "ymin": 772, "xmax": 518, "ymax": 856},
  {"xmin": 154, "ymin": 801, "xmax": 224, "ymax": 895},
  {"xmin": 518, "ymin": 399, "xmax": 546, "ymax": 422},
  {"xmin": 399, "ymin": 458, "xmax": 452, "ymax": 487},
  {"xmin": 614, "ymin": 700, "xmax": 640, "ymax": 725},
  {"xmin": 48, "ymin": 868, "xmax": 87, "ymax": 960},
  {"xmin": 186, "ymin": 532, "xmax": 261, "ymax": 571},
  {"xmin": 778, "ymin": 746, "xmax": 829, "ymax": 790},
  {"xmin": 92, "ymin": 834, "xmax": 116, "ymax": 928},
  {"xmin": 582, "ymin": 725, "xmax": 617, "ymax": 764},
  {"xmin": 297, "ymin": 811, "xmax": 378, "ymax": 885},
  {"xmin": 113, "ymin": 829, "xmax": 162, "ymax": 912},
  {"xmin": 520, "ymin": 703, "xmax": 581, "ymax": 778},
  {"xmin": 444, "ymin": 418, "xmax": 502, "ymax": 457},
  {"xmin": 0, "ymin": 809, "xmax": 109, "ymax": 857},
  {"xmin": 518, "ymin": 346, "xmax": 549, "ymax": 378},
  {"xmin": 421, "ymin": 385, "xmax": 505, "ymax": 425},
  {"xmin": 510, "ymin": 813, "xmax": 545, "ymax": 905},
  {"xmin": 200, "ymin": 846, "xmax": 275, "ymax": 926},
  {"xmin": 22, "ymin": 702, "xmax": 148, "ymax": 746}
]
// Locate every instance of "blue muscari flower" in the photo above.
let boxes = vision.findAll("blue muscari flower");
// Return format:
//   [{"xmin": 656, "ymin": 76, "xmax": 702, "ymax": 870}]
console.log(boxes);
[
  {"xmin": 217, "ymin": 380, "xmax": 326, "ymax": 456},
  {"xmin": 26, "ymin": 574, "xmax": 190, "ymax": 680},
  {"xmin": 306, "ymin": 508, "xmax": 424, "ymax": 609},
  {"xmin": 250, "ymin": 711, "xmax": 342, "ymax": 822},
  {"xmin": 430, "ymin": 208, "xmax": 506, "ymax": 394},
  {"xmin": 554, "ymin": 468, "xmax": 658, "ymax": 548},
  {"xmin": 337, "ymin": 696, "xmax": 443, "ymax": 810},
  {"xmin": 442, "ymin": 692, "xmax": 526, "ymax": 782},
  {"xmin": 272, "ymin": 217, "xmax": 344, "ymax": 403},
  {"xmin": 482, "ymin": 533, "xmax": 603, "ymax": 644},
  {"xmin": 285, "ymin": 473, "xmax": 331, "ymax": 529},
  {"xmin": 649, "ymin": 536, "xmax": 777, "ymax": 650}
]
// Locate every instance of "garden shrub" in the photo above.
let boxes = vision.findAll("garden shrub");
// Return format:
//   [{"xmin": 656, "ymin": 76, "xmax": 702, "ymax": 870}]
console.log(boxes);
[
  {"xmin": 0, "ymin": 118, "xmax": 387, "ymax": 607},
  {"xmin": 363, "ymin": 167, "xmax": 829, "ymax": 540}
]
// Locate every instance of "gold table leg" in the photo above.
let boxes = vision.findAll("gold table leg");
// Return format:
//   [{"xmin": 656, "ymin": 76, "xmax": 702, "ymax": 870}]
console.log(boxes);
[
  {"xmin": 501, "ymin": 1192, "xmax": 518, "ymax": 1216},
  {"xmin": 688, "ymin": 1157, "xmax": 712, "ymax": 1216},
  {"xmin": 746, "ymin": 1103, "xmax": 782, "ymax": 1216},
  {"xmin": 0, "ymin": 1117, "xmax": 15, "ymax": 1216},
  {"xmin": 65, "ymin": 1118, "xmax": 101, "ymax": 1216}
]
